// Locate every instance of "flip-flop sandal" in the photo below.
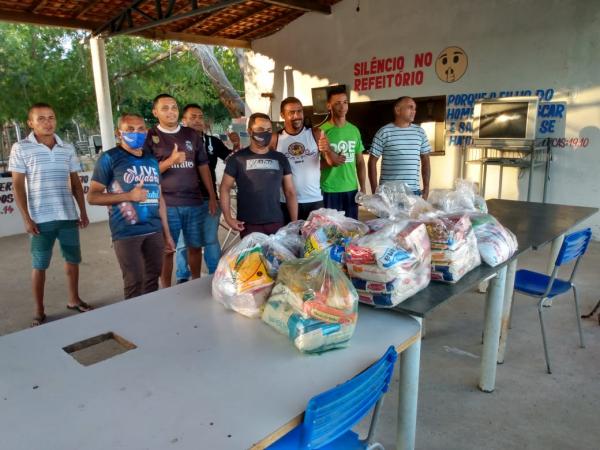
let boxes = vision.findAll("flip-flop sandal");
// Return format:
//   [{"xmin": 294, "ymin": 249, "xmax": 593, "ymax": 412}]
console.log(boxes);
[
  {"xmin": 66, "ymin": 301, "xmax": 94, "ymax": 313},
  {"xmin": 31, "ymin": 314, "xmax": 46, "ymax": 327}
]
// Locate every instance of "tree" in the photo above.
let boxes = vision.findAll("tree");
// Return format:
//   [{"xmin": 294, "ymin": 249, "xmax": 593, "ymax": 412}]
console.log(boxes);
[{"xmin": 0, "ymin": 23, "xmax": 246, "ymax": 134}]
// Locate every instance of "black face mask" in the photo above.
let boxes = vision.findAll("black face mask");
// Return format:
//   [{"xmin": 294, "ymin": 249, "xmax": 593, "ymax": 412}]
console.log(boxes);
[{"xmin": 250, "ymin": 131, "xmax": 272, "ymax": 147}]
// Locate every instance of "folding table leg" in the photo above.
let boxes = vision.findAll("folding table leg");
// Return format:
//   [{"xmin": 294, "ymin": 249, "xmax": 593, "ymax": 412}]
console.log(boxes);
[
  {"xmin": 498, "ymin": 259, "xmax": 517, "ymax": 364},
  {"xmin": 397, "ymin": 317, "xmax": 421, "ymax": 450},
  {"xmin": 479, "ymin": 266, "xmax": 507, "ymax": 392}
]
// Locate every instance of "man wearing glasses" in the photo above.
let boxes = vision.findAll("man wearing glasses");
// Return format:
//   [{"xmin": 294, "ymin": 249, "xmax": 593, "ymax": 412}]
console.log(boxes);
[{"xmin": 220, "ymin": 113, "xmax": 297, "ymax": 238}]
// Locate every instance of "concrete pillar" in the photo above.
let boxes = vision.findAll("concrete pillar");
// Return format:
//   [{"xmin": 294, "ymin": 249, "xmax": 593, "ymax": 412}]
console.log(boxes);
[{"xmin": 90, "ymin": 37, "xmax": 115, "ymax": 151}]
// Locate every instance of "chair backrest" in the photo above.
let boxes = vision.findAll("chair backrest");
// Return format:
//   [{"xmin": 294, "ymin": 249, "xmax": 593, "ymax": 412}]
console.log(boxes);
[
  {"xmin": 300, "ymin": 346, "xmax": 398, "ymax": 449},
  {"xmin": 555, "ymin": 228, "xmax": 592, "ymax": 267}
]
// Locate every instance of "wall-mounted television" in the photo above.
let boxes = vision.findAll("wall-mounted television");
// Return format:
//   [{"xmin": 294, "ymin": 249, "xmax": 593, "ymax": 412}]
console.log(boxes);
[{"xmin": 473, "ymin": 96, "xmax": 539, "ymax": 140}]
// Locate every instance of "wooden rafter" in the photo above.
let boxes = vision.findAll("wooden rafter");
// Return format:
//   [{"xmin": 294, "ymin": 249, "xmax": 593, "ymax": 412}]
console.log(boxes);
[
  {"xmin": 211, "ymin": 3, "xmax": 273, "ymax": 36},
  {"xmin": 72, "ymin": 0, "xmax": 104, "ymax": 19},
  {"xmin": 30, "ymin": 0, "xmax": 52, "ymax": 14},
  {"xmin": 261, "ymin": 0, "xmax": 331, "ymax": 14}
]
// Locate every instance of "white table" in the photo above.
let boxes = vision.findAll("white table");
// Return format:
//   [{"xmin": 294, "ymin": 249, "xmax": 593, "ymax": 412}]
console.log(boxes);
[{"xmin": 0, "ymin": 277, "xmax": 421, "ymax": 450}]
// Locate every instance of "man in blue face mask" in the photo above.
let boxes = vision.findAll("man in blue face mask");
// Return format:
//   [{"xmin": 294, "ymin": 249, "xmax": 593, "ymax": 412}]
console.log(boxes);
[
  {"xmin": 220, "ymin": 113, "xmax": 298, "ymax": 238},
  {"xmin": 87, "ymin": 114, "xmax": 175, "ymax": 299}
]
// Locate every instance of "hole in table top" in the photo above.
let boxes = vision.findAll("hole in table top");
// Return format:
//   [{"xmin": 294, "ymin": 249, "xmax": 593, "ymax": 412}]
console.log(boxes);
[{"xmin": 62, "ymin": 332, "xmax": 137, "ymax": 366}]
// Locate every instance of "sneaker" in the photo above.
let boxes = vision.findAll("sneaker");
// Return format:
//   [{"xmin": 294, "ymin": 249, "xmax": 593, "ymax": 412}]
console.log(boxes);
[{"xmin": 176, "ymin": 278, "xmax": 189, "ymax": 284}]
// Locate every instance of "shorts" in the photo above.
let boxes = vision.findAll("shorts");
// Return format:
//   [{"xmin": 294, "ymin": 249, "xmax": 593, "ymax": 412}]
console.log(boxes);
[
  {"xmin": 281, "ymin": 200, "xmax": 324, "ymax": 224},
  {"xmin": 323, "ymin": 190, "xmax": 359, "ymax": 220},
  {"xmin": 166, "ymin": 206, "xmax": 204, "ymax": 249},
  {"xmin": 31, "ymin": 220, "xmax": 81, "ymax": 270}
]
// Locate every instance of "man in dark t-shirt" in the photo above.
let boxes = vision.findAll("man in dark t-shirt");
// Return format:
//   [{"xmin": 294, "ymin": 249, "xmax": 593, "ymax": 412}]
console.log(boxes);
[
  {"xmin": 220, "ymin": 113, "xmax": 297, "ymax": 238},
  {"xmin": 174, "ymin": 104, "xmax": 241, "ymax": 282},
  {"xmin": 88, "ymin": 113, "xmax": 175, "ymax": 299},
  {"xmin": 144, "ymin": 93, "xmax": 217, "ymax": 287}
]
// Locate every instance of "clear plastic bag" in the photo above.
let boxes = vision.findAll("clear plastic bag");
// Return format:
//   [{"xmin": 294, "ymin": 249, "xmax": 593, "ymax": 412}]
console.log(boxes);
[
  {"xmin": 428, "ymin": 179, "xmax": 488, "ymax": 214},
  {"xmin": 469, "ymin": 213, "xmax": 518, "ymax": 266},
  {"xmin": 301, "ymin": 208, "xmax": 368, "ymax": 263},
  {"xmin": 346, "ymin": 220, "xmax": 431, "ymax": 306},
  {"xmin": 271, "ymin": 220, "xmax": 306, "ymax": 258},
  {"xmin": 356, "ymin": 181, "xmax": 436, "ymax": 220},
  {"xmin": 212, "ymin": 232, "xmax": 296, "ymax": 318},
  {"xmin": 425, "ymin": 214, "xmax": 481, "ymax": 283},
  {"xmin": 262, "ymin": 251, "xmax": 358, "ymax": 353}
]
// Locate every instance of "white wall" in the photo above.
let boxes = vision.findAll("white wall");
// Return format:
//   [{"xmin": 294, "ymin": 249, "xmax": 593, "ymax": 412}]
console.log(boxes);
[
  {"xmin": 244, "ymin": 0, "xmax": 600, "ymax": 234},
  {"xmin": 0, "ymin": 172, "xmax": 108, "ymax": 238}
]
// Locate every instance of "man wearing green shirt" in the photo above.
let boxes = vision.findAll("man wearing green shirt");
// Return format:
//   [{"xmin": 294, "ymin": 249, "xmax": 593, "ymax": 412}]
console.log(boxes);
[{"xmin": 320, "ymin": 87, "xmax": 367, "ymax": 219}]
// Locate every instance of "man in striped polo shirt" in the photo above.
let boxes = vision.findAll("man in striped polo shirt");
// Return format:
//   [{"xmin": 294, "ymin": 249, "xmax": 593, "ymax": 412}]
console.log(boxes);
[
  {"xmin": 368, "ymin": 96, "xmax": 431, "ymax": 198},
  {"xmin": 9, "ymin": 103, "xmax": 92, "ymax": 327}
]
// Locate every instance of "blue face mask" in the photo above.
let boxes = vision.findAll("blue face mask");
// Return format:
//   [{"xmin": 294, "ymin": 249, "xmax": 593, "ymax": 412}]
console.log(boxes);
[{"xmin": 121, "ymin": 131, "xmax": 147, "ymax": 150}]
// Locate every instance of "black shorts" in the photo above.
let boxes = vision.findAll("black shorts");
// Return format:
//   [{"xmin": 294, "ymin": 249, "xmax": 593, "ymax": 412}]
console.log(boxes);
[{"xmin": 280, "ymin": 200, "xmax": 324, "ymax": 223}]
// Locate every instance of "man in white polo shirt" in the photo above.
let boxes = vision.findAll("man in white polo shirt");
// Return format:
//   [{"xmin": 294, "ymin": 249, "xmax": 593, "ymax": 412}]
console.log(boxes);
[
  {"xmin": 9, "ymin": 103, "xmax": 92, "ymax": 327},
  {"xmin": 368, "ymin": 96, "xmax": 431, "ymax": 198}
]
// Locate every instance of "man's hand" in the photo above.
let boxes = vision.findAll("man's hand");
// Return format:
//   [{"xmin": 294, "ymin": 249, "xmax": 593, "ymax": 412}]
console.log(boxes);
[
  {"xmin": 168, "ymin": 143, "xmax": 186, "ymax": 165},
  {"xmin": 225, "ymin": 216, "xmax": 245, "ymax": 232},
  {"xmin": 318, "ymin": 130, "xmax": 345, "ymax": 166},
  {"xmin": 128, "ymin": 180, "xmax": 148, "ymax": 202},
  {"xmin": 227, "ymin": 131, "xmax": 241, "ymax": 151},
  {"xmin": 78, "ymin": 212, "xmax": 89, "ymax": 229},
  {"xmin": 25, "ymin": 217, "xmax": 40, "ymax": 235},
  {"xmin": 208, "ymin": 195, "xmax": 218, "ymax": 215},
  {"xmin": 164, "ymin": 233, "xmax": 176, "ymax": 254}
]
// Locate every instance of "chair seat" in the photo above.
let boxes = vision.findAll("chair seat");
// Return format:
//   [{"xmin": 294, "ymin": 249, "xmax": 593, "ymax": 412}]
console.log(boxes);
[
  {"xmin": 267, "ymin": 424, "xmax": 365, "ymax": 450},
  {"xmin": 514, "ymin": 269, "xmax": 572, "ymax": 298}
]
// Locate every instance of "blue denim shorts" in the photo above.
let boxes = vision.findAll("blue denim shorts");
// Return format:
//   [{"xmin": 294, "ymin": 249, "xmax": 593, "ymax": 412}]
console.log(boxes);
[{"xmin": 166, "ymin": 206, "xmax": 204, "ymax": 249}]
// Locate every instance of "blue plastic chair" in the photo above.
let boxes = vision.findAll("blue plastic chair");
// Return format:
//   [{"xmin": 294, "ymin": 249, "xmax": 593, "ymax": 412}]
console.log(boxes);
[
  {"xmin": 267, "ymin": 346, "xmax": 398, "ymax": 450},
  {"xmin": 513, "ymin": 228, "xmax": 592, "ymax": 373}
]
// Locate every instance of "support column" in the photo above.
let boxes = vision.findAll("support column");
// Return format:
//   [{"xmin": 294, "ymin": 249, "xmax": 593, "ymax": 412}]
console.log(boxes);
[
  {"xmin": 397, "ymin": 317, "xmax": 421, "ymax": 450},
  {"xmin": 498, "ymin": 259, "xmax": 517, "ymax": 364},
  {"xmin": 479, "ymin": 266, "xmax": 507, "ymax": 392},
  {"xmin": 90, "ymin": 37, "xmax": 115, "ymax": 151}
]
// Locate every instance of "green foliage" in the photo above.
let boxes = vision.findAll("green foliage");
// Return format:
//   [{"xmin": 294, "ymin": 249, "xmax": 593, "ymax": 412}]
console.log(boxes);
[{"xmin": 0, "ymin": 23, "xmax": 245, "ymax": 132}]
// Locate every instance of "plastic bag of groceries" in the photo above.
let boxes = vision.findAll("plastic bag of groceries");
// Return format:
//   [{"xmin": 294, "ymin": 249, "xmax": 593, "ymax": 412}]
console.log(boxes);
[
  {"xmin": 262, "ymin": 251, "xmax": 359, "ymax": 353},
  {"xmin": 428, "ymin": 179, "xmax": 488, "ymax": 214},
  {"xmin": 271, "ymin": 220, "xmax": 306, "ymax": 258},
  {"xmin": 356, "ymin": 181, "xmax": 436, "ymax": 220},
  {"xmin": 301, "ymin": 208, "xmax": 368, "ymax": 263},
  {"xmin": 425, "ymin": 214, "xmax": 481, "ymax": 283},
  {"xmin": 469, "ymin": 213, "xmax": 518, "ymax": 267},
  {"xmin": 212, "ymin": 232, "xmax": 296, "ymax": 318},
  {"xmin": 346, "ymin": 220, "xmax": 431, "ymax": 306}
]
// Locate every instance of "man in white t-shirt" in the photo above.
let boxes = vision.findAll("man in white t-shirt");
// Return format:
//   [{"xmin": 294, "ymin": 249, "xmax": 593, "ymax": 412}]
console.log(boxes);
[
  {"xmin": 9, "ymin": 103, "xmax": 92, "ymax": 327},
  {"xmin": 271, "ymin": 96, "xmax": 344, "ymax": 221}
]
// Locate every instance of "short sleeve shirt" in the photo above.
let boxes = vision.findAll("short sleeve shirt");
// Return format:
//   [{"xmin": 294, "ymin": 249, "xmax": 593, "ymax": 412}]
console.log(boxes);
[
  {"xmin": 8, "ymin": 132, "xmax": 81, "ymax": 224},
  {"xmin": 144, "ymin": 125, "xmax": 208, "ymax": 207},
  {"xmin": 224, "ymin": 147, "xmax": 291, "ymax": 225},
  {"xmin": 91, "ymin": 146, "xmax": 162, "ymax": 241},
  {"xmin": 320, "ymin": 121, "xmax": 364, "ymax": 193},
  {"xmin": 200, "ymin": 134, "xmax": 231, "ymax": 199},
  {"xmin": 369, "ymin": 123, "xmax": 431, "ymax": 192}
]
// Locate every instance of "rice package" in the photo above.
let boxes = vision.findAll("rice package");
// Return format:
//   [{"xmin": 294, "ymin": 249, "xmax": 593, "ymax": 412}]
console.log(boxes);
[
  {"xmin": 346, "ymin": 220, "xmax": 431, "ymax": 306},
  {"xmin": 212, "ymin": 232, "xmax": 296, "ymax": 318},
  {"xmin": 262, "ymin": 252, "xmax": 358, "ymax": 353},
  {"xmin": 469, "ymin": 214, "xmax": 518, "ymax": 266},
  {"xmin": 426, "ymin": 214, "xmax": 481, "ymax": 283},
  {"xmin": 301, "ymin": 208, "xmax": 368, "ymax": 263}
]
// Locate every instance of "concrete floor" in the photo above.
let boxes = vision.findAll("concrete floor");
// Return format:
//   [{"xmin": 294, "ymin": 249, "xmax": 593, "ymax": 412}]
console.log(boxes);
[{"xmin": 1, "ymin": 220, "xmax": 599, "ymax": 450}]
